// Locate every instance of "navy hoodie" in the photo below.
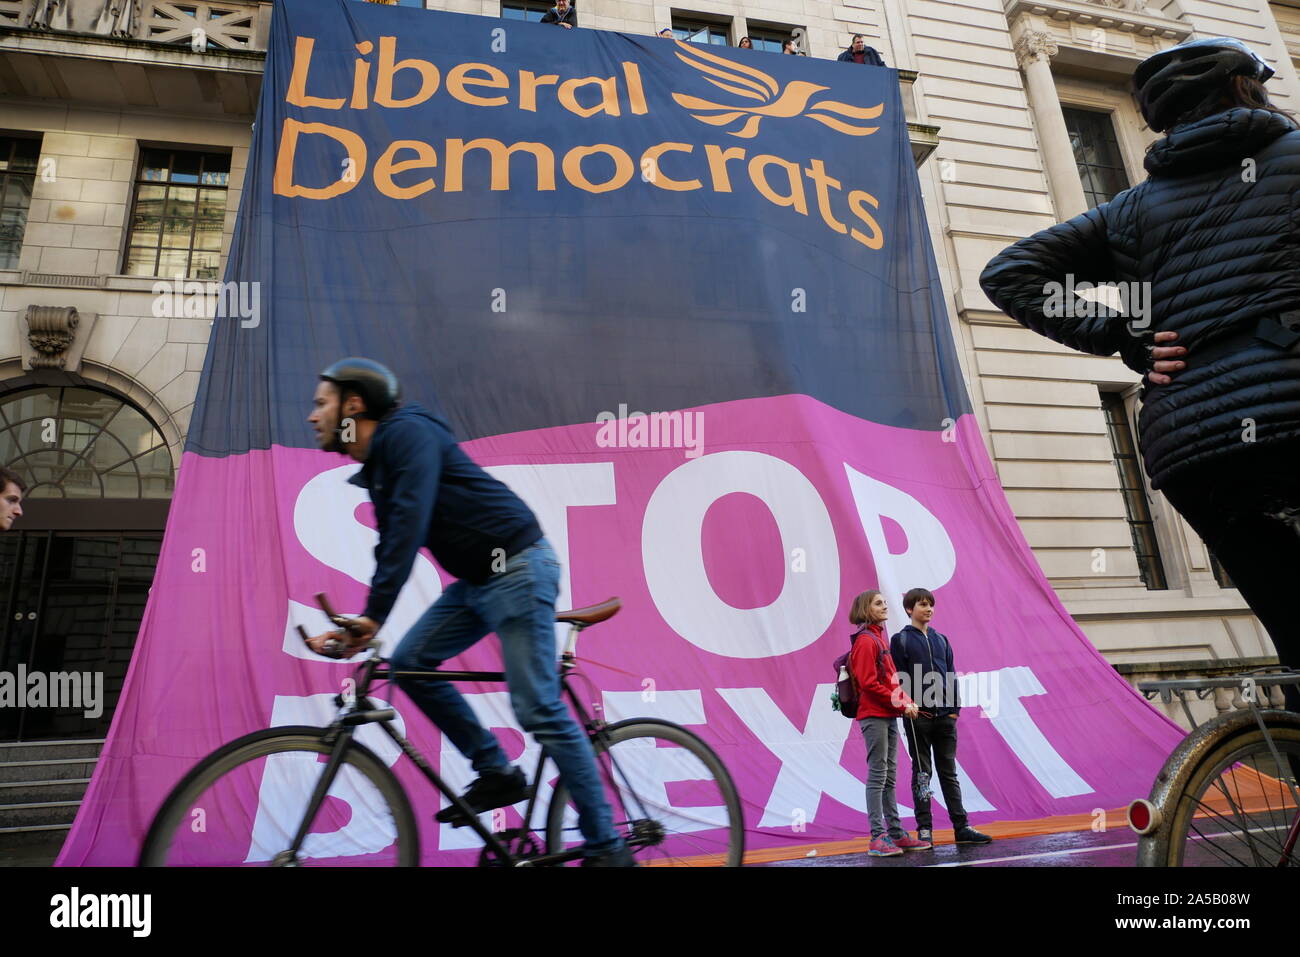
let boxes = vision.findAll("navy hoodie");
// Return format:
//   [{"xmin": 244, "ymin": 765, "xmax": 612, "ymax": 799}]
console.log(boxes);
[
  {"xmin": 889, "ymin": 624, "xmax": 960, "ymax": 716},
  {"xmin": 347, "ymin": 404, "xmax": 542, "ymax": 622}
]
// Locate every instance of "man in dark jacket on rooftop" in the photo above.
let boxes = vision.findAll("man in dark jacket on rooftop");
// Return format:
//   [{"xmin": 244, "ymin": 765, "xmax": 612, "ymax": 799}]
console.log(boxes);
[
  {"xmin": 304, "ymin": 357, "xmax": 631, "ymax": 865},
  {"xmin": 837, "ymin": 34, "xmax": 885, "ymax": 66},
  {"xmin": 978, "ymin": 37, "xmax": 1300, "ymax": 707}
]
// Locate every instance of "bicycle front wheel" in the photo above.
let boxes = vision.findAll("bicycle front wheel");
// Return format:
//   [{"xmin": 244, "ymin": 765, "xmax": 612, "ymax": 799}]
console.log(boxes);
[
  {"xmin": 544, "ymin": 719, "xmax": 744, "ymax": 866},
  {"xmin": 1151, "ymin": 713, "xmax": 1300, "ymax": 867},
  {"xmin": 139, "ymin": 726, "xmax": 419, "ymax": 866}
]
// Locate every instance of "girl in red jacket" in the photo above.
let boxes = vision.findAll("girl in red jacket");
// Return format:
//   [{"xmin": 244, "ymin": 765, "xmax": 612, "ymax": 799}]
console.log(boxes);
[{"xmin": 848, "ymin": 590, "xmax": 930, "ymax": 856}]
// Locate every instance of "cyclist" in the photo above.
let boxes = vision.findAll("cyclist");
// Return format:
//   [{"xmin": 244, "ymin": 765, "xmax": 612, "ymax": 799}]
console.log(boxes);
[
  {"xmin": 980, "ymin": 38, "xmax": 1300, "ymax": 709},
  {"xmin": 305, "ymin": 358, "xmax": 633, "ymax": 866}
]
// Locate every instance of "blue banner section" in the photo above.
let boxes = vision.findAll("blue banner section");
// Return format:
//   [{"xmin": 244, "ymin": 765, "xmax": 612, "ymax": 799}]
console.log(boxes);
[{"xmin": 188, "ymin": 0, "xmax": 969, "ymax": 456}]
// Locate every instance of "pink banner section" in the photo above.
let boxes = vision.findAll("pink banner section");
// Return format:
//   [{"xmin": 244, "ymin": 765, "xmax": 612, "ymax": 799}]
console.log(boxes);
[{"xmin": 57, "ymin": 395, "xmax": 1183, "ymax": 865}]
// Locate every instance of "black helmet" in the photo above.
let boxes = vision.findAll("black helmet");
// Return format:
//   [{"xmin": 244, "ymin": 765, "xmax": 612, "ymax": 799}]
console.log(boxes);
[
  {"xmin": 1133, "ymin": 37, "xmax": 1274, "ymax": 132},
  {"xmin": 319, "ymin": 357, "xmax": 401, "ymax": 420}
]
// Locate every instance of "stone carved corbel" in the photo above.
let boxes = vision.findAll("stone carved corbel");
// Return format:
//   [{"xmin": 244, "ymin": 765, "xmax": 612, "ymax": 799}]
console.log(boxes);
[{"xmin": 19, "ymin": 305, "xmax": 97, "ymax": 372}]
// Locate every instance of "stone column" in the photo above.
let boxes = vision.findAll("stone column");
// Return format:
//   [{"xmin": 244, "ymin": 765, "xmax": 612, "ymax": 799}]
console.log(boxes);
[{"xmin": 1014, "ymin": 28, "xmax": 1088, "ymax": 221}]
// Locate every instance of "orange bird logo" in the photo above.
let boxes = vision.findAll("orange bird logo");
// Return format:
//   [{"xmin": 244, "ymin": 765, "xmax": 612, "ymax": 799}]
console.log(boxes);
[{"xmin": 670, "ymin": 40, "xmax": 885, "ymax": 139}]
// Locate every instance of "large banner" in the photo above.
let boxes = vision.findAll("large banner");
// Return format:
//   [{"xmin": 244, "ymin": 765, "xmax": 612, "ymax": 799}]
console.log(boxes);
[{"xmin": 59, "ymin": 0, "xmax": 1181, "ymax": 865}]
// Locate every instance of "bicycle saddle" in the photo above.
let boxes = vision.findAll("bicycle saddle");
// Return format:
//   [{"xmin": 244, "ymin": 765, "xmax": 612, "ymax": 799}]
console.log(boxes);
[{"xmin": 555, "ymin": 597, "xmax": 621, "ymax": 626}]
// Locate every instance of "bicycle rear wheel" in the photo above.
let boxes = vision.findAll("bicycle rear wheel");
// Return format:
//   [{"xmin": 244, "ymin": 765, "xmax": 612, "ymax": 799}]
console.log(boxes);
[
  {"xmin": 139, "ymin": 727, "xmax": 419, "ymax": 866},
  {"xmin": 544, "ymin": 719, "xmax": 744, "ymax": 866},
  {"xmin": 1156, "ymin": 715, "xmax": 1300, "ymax": 866}
]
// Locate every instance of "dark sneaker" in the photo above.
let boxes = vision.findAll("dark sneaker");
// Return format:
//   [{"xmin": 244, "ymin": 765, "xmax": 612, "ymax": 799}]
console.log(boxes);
[
  {"xmin": 954, "ymin": 826, "xmax": 992, "ymax": 845},
  {"xmin": 581, "ymin": 844, "xmax": 637, "ymax": 867},
  {"xmin": 435, "ymin": 767, "xmax": 531, "ymax": 826}
]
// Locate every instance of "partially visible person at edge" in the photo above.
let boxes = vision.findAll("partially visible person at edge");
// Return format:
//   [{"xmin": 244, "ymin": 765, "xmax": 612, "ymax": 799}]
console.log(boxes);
[
  {"xmin": 979, "ymin": 37, "xmax": 1300, "ymax": 711},
  {"xmin": 657, "ymin": 28, "xmax": 673, "ymax": 38},
  {"xmin": 0, "ymin": 466, "xmax": 24, "ymax": 531},
  {"xmin": 541, "ymin": 0, "xmax": 575, "ymax": 28},
  {"xmin": 782, "ymin": 39, "xmax": 798, "ymax": 55},
  {"xmin": 304, "ymin": 358, "xmax": 632, "ymax": 866},
  {"xmin": 890, "ymin": 588, "xmax": 992, "ymax": 847},
  {"xmin": 837, "ymin": 34, "xmax": 885, "ymax": 66},
  {"xmin": 847, "ymin": 590, "xmax": 929, "ymax": 857}
]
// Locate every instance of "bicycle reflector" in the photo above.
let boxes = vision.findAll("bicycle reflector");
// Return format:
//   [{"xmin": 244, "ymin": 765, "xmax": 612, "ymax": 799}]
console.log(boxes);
[{"xmin": 1127, "ymin": 798, "xmax": 1161, "ymax": 835}]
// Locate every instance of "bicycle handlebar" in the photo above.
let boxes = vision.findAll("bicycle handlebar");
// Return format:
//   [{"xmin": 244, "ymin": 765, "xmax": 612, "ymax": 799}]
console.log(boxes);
[{"xmin": 295, "ymin": 593, "xmax": 380, "ymax": 658}]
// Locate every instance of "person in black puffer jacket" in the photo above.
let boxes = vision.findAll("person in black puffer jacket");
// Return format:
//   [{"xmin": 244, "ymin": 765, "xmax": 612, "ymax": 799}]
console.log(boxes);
[{"xmin": 980, "ymin": 37, "xmax": 1300, "ymax": 699}]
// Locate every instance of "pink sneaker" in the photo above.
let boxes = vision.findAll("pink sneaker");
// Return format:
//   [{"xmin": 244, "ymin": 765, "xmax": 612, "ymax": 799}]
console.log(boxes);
[
  {"xmin": 893, "ymin": 833, "xmax": 932, "ymax": 851},
  {"xmin": 868, "ymin": 835, "xmax": 903, "ymax": 857}
]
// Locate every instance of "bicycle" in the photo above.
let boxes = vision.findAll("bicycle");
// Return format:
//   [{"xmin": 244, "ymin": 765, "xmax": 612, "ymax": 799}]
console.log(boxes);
[
  {"xmin": 1127, "ymin": 669, "xmax": 1300, "ymax": 867},
  {"xmin": 138, "ymin": 593, "xmax": 744, "ymax": 866}
]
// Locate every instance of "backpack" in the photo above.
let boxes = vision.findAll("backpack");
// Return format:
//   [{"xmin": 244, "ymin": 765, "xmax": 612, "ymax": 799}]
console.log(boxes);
[
  {"xmin": 830, "ymin": 647, "xmax": 858, "ymax": 718},
  {"xmin": 831, "ymin": 627, "xmax": 882, "ymax": 719}
]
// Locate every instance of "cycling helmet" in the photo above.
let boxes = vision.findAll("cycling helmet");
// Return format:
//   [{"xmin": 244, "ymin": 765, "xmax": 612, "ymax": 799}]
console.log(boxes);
[
  {"xmin": 1133, "ymin": 37, "xmax": 1274, "ymax": 132},
  {"xmin": 319, "ymin": 357, "xmax": 401, "ymax": 420}
]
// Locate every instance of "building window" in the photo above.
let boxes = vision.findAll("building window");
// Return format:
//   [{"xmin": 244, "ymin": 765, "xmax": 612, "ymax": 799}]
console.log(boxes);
[
  {"xmin": 1062, "ymin": 107, "xmax": 1130, "ymax": 209},
  {"xmin": 1100, "ymin": 391, "xmax": 1167, "ymax": 589},
  {"xmin": 0, "ymin": 136, "xmax": 41, "ymax": 271},
  {"xmin": 672, "ymin": 17, "xmax": 729, "ymax": 45},
  {"xmin": 501, "ymin": 0, "xmax": 550, "ymax": 21},
  {"xmin": 746, "ymin": 26, "xmax": 793, "ymax": 53},
  {"xmin": 123, "ymin": 147, "xmax": 230, "ymax": 281},
  {"xmin": 0, "ymin": 386, "xmax": 174, "ymax": 499}
]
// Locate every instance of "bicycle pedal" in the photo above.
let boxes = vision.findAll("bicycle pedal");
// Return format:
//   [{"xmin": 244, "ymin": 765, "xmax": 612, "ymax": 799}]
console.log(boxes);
[{"xmin": 440, "ymin": 785, "xmax": 535, "ymax": 828}]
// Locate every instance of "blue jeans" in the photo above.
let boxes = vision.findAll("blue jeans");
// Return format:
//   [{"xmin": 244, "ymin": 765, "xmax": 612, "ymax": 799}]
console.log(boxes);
[{"xmin": 390, "ymin": 538, "xmax": 621, "ymax": 856}]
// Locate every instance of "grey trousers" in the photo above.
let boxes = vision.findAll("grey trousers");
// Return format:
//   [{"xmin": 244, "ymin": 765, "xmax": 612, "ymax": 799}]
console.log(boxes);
[{"xmin": 860, "ymin": 716, "xmax": 905, "ymax": 839}]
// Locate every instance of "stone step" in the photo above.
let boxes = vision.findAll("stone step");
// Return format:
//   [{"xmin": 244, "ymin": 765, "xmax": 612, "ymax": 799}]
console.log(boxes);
[
  {"xmin": 0, "ymin": 824, "xmax": 72, "ymax": 857},
  {"xmin": 0, "ymin": 779, "xmax": 91, "ymax": 805},
  {"xmin": 0, "ymin": 739, "xmax": 104, "ymax": 763},
  {"xmin": 0, "ymin": 800, "xmax": 81, "ymax": 828},
  {"xmin": 0, "ymin": 759, "xmax": 98, "ymax": 784}
]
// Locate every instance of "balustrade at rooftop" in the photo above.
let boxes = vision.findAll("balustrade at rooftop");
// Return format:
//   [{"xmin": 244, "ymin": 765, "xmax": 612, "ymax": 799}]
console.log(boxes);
[{"xmin": 0, "ymin": 0, "xmax": 938, "ymax": 162}]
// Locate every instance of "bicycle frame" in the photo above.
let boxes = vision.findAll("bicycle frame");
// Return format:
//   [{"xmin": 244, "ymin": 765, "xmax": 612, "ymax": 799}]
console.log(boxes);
[{"xmin": 295, "ymin": 626, "xmax": 633, "ymax": 867}]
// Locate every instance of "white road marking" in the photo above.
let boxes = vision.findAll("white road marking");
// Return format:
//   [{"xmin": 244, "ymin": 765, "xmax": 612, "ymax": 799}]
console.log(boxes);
[{"xmin": 927, "ymin": 839, "xmax": 1138, "ymax": 866}]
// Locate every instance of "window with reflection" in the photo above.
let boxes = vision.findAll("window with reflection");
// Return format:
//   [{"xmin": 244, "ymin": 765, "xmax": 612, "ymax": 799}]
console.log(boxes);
[
  {"xmin": 0, "ymin": 136, "xmax": 41, "ymax": 270},
  {"xmin": 746, "ymin": 27, "xmax": 794, "ymax": 53},
  {"xmin": 501, "ymin": 0, "xmax": 551, "ymax": 21},
  {"xmin": 1100, "ymin": 390, "xmax": 1167, "ymax": 589},
  {"xmin": 1062, "ymin": 107, "xmax": 1131, "ymax": 209},
  {"xmin": 672, "ymin": 18, "xmax": 729, "ymax": 45},
  {"xmin": 124, "ymin": 147, "xmax": 230, "ymax": 280},
  {"xmin": 0, "ymin": 387, "xmax": 173, "ymax": 499}
]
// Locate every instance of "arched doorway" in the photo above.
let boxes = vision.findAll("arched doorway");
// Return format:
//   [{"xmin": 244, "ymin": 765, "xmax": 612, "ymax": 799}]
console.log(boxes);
[{"xmin": 0, "ymin": 386, "xmax": 173, "ymax": 741}]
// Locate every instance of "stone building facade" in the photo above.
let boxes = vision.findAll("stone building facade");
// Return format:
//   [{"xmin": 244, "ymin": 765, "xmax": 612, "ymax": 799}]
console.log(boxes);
[{"xmin": 2, "ymin": 0, "xmax": 1298, "ymax": 738}]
